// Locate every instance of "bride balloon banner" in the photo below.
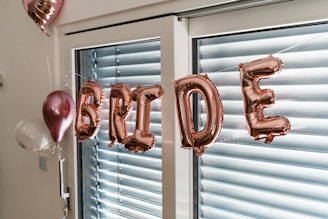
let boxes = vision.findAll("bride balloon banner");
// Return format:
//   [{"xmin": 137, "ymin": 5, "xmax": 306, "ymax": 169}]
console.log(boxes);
[
  {"xmin": 22, "ymin": 0, "xmax": 64, "ymax": 35},
  {"xmin": 73, "ymin": 54, "xmax": 290, "ymax": 155}
]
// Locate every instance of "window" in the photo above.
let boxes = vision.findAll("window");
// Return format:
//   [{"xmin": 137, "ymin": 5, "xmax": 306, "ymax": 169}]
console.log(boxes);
[
  {"xmin": 60, "ymin": 3, "xmax": 328, "ymax": 218},
  {"xmin": 60, "ymin": 16, "xmax": 189, "ymax": 219},
  {"xmin": 194, "ymin": 23, "xmax": 328, "ymax": 218},
  {"xmin": 76, "ymin": 39, "xmax": 163, "ymax": 218}
]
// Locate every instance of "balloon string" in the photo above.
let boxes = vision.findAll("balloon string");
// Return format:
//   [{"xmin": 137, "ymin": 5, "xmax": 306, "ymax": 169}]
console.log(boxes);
[
  {"xmin": 72, "ymin": 32, "xmax": 327, "ymax": 80},
  {"xmin": 47, "ymin": 56, "xmax": 53, "ymax": 91},
  {"xmin": 208, "ymin": 32, "xmax": 328, "ymax": 73},
  {"xmin": 74, "ymin": 72, "xmax": 112, "ymax": 87},
  {"xmin": 50, "ymin": 143, "xmax": 63, "ymax": 154},
  {"xmin": 74, "ymin": 72, "xmax": 89, "ymax": 81},
  {"xmin": 275, "ymin": 32, "xmax": 326, "ymax": 54},
  {"xmin": 44, "ymin": 34, "xmax": 53, "ymax": 91}
]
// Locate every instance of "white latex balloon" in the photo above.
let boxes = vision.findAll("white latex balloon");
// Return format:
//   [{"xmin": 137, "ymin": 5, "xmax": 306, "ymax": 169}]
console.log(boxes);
[{"xmin": 15, "ymin": 118, "xmax": 54, "ymax": 152}]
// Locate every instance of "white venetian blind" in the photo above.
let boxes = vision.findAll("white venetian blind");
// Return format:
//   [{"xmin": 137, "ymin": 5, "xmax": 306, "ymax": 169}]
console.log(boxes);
[
  {"xmin": 77, "ymin": 39, "xmax": 162, "ymax": 219},
  {"xmin": 195, "ymin": 23, "xmax": 328, "ymax": 218}
]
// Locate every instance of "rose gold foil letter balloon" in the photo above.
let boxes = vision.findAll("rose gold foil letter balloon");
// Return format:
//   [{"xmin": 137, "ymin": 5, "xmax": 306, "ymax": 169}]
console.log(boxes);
[
  {"xmin": 22, "ymin": 0, "xmax": 64, "ymax": 35},
  {"xmin": 123, "ymin": 85, "xmax": 163, "ymax": 153},
  {"xmin": 239, "ymin": 55, "xmax": 290, "ymax": 143},
  {"xmin": 75, "ymin": 80, "xmax": 104, "ymax": 142},
  {"xmin": 42, "ymin": 90, "xmax": 76, "ymax": 143},
  {"xmin": 174, "ymin": 74, "xmax": 223, "ymax": 156},
  {"xmin": 108, "ymin": 84, "xmax": 133, "ymax": 146}
]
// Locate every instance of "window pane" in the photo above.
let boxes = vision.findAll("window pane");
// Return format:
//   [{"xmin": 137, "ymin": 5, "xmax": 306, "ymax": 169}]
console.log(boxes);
[
  {"xmin": 77, "ymin": 39, "xmax": 162, "ymax": 219},
  {"xmin": 195, "ymin": 23, "xmax": 328, "ymax": 219}
]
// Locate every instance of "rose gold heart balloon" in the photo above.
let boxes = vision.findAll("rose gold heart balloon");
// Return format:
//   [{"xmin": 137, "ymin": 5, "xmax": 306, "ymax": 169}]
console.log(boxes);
[{"xmin": 22, "ymin": 0, "xmax": 64, "ymax": 35}]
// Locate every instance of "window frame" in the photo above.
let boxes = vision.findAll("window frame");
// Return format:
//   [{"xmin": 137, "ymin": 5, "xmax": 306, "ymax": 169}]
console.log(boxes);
[
  {"xmin": 192, "ymin": 22, "xmax": 328, "ymax": 219},
  {"xmin": 188, "ymin": 0, "xmax": 328, "ymax": 38},
  {"xmin": 57, "ymin": 16, "xmax": 192, "ymax": 219},
  {"xmin": 188, "ymin": 1, "xmax": 328, "ymax": 218},
  {"xmin": 77, "ymin": 38, "xmax": 163, "ymax": 219},
  {"xmin": 55, "ymin": 1, "xmax": 328, "ymax": 219}
]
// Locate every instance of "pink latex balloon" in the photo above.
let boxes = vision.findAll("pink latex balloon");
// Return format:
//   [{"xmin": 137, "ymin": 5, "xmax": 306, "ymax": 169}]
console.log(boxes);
[
  {"xmin": 42, "ymin": 90, "xmax": 76, "ymax": 143},
  {"xmin": 22, "ymin": 0, "xmax": 64, "ymax": 35}
]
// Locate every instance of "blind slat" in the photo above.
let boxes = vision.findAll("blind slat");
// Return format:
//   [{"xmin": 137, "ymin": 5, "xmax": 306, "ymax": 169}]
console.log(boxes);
[
  {"xmin": 201, "ymin": 170, "xmax": 328, "ymax": 201},
  {"xmin": 200, "ymin": 193, "xmax": 325, "ymax": 219},
  {"xmin": 202, "ymin": 182, "xmax": 328, "ymax": 218}
]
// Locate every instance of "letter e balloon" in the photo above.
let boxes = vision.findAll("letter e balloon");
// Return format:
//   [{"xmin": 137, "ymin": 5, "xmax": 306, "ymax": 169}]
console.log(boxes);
[{"xmin": 239, "ymin": 55, "xmax": 291, "ymax": 143}]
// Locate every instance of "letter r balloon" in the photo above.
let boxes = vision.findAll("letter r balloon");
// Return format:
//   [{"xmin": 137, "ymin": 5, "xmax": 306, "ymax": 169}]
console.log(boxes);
[
  {"xmin": 108, "ymin": 83, "xmax": 133, "ymax": 146},
  {"xmin": 239, "ymin": 55, "xmax": 291, "ymax": 143}
]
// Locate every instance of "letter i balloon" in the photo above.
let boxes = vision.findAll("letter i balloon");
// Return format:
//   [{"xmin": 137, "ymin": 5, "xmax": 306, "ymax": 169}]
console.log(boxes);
[{"xmin": 123, "ymin": 84, "xmax": 163, "ymax": 153}]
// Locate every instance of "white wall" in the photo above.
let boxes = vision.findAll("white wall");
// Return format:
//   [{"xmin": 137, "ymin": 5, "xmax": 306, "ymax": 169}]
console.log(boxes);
[{"xmin": 0, "ymin": 1, "xmax": 62, "ymax": 218}]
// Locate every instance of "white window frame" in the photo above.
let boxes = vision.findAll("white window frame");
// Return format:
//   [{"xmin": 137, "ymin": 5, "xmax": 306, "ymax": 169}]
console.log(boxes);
[
  {"xmin": 188, "ymin": 0, "xmax": 328, "ymax": 218},
  {"xmin": 55, "ymin": 16, "xmax": 192, "ymax": 219}
]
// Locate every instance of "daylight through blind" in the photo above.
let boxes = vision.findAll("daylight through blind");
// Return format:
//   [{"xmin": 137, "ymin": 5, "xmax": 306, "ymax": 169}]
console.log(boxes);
[
  {"xmin": 77, "ymin": 39, "xmax": 162, "ymax": 219},
  {"xmin": 195, "ymin": 23, "xmax": 328, "ymax": 219}
]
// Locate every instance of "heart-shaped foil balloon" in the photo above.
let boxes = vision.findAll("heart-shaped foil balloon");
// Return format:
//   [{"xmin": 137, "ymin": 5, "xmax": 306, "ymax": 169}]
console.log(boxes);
[{"xmin": 22, "ymin": 0, "xmax": 64, "ymax": 35}]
